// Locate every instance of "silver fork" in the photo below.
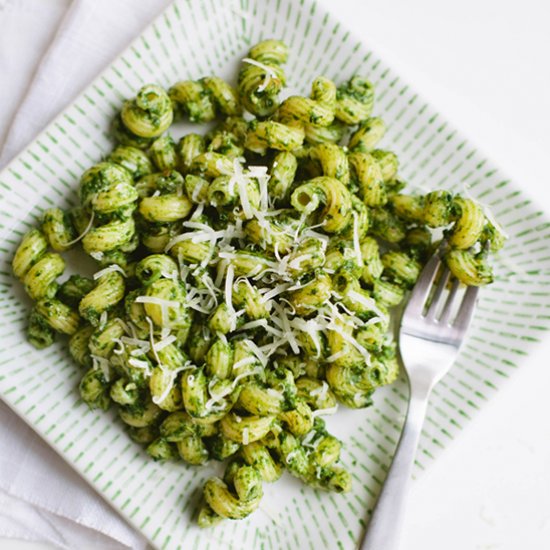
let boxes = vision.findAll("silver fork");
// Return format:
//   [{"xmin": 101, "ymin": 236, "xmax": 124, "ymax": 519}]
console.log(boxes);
[{"xmin": 360, "ymin": 244, "xmax": 480, "ymax": 550}]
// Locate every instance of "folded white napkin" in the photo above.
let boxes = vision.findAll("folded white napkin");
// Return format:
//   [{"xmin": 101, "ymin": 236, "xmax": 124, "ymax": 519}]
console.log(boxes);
[{"xmin": 0, "ymin": 0, "xmax": 172, "ymax": 547}]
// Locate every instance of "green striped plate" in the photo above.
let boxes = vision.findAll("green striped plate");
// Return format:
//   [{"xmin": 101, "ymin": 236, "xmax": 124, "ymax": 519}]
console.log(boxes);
[{"xmin": 0, "ymin": 0, "xmax": 548, "ymax": 548}]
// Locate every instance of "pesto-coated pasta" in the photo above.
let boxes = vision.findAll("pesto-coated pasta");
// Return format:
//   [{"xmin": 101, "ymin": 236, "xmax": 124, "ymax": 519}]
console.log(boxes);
[
  {"xmin": 311, "ymin": 143, "xmax": 350, "ymax": 185},
  {"xmin": 305, "ymin": 119, "xmax": 346, "ymax": 145},
  {"xmin": 24, "ymin": 252, "xmax": 65, "ymax": 300},
  {"xmin": 79, "ymin": 271, "xmax": 125, "ymax": 326},
  {"xmin": 268, "ymin": 151, "xmax": 297, "ymax": 202},
  {"xmin": 278, "ymin": 93, "xmax": 333, "ymax": 127},
  {"xmin": 58, "ymin": 275, "xmax": 95, "ymax": 307},
  {"xmin": 238, "ymin": 39, "xmax": 288, "ymax": 118},
  {"xmin": 119, "ymin": 399, "xmax": 163, "ymax": 428},
  {"xmin": 82, "ymin": 218, "xmax": 136, "ymax": 258},
  {"xmin": 190, "ymin": 152, "xmax": 233, "ymax": 177},
  {"xmin": 35, "ymin": 298, "xmax": 79, "ymax": 335},
  {"xmin": 139, "ymin": 194, "xmax": 192, "ymax": 223},
  {"xmin": 348, "ymin": 117, "xmax": 386, "ymax": 152},
  {"xmin": 445, "ymin": 248, "xmax": 493, "ymax": 286},
  {"xmin": 169, "ymin": 77, "xmax": 240, "ymax": 123},
  {"xmin": 12, "ymin": 37, "xmax": 504, "ymax": 529},
  {"xmin": 348, "ymin": 151, "xmax": 386, "ymax": 206},
  {"xmin": 245, "ymin": 120, "xmax": 305, "ymax": 154},
  {"xmin": 291, "ymin": 176, "xmax": 353, "ymax": 233},
  {"xmin": 109, "ymin": 145, "xmax": 154, "ymax": 179},
  {"xmin": 149, "ymin": 135, "xmax": 178, "ymax": 171},
  {"xmin": 176, "ymin": 133, "xmax": 205, "ymax": 174},
  {"xmin": 79, "ymin": 368, "xmax": 111, "ymax": 410},
  {"xmin": 135, "ymin": 254, "xmax": 178, "ymax": 286},
  {"xmin": 335, "ymin": 76, "xmax": 375, "ymax": 124},
  {"xmin": 42, "ymin": 208, "xmax": 76, "ymax": 252},
  {"xmin": 69, "ymin": 325, "xmax": 94, "ymax": 366},
  {"xmin": 27, "ymin": 308, "xmax": 56, "ymax": 349},
  {"xmin": 371, "ymin": 149, "xmax": 399, "ymax": 182},
  {"xmin": 121, "ymin": 84, "xmax": 173, "ymax": 138},
  {"xmin": 12, "ymin": 229, "xmax": 49, "ymax": 281}
]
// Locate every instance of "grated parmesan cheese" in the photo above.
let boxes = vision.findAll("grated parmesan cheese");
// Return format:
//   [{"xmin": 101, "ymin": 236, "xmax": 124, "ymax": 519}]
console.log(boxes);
[
  {"xmin": 248, "ymin": 164, "xmax": 270, "ymax": 211},
  {"xmin": 309, "ymin": 381, "xmax": 329, "ymax": 400},
  {"xmin": 191, "ymin": 178, "xmax": 208, "ymax": 203},
  {"xmin": 285, "ymin": 450, "xmax": 299, "ymax": 464},
  {"xmin": 266, "ymin": 388, "xmax": 283, "ymax": 400},
  {"xmin": 273, "ymin": 303, "xmax": 300, "ymax": 354},
  {"xmin": 128, "ymin": 358, "xmax": 152, "ymax": 377},
  {"xmin": 225, "ymin": 263, "xmax": 235, "ymax": 311},
  {"xmin": 273, "ymin": 299, "xmax": 293, "ymax": 317},
  {"xmin": 190, "ymin": 203, "xmax": 205, "ymax": 219},
  {"xmin": 91, "ymin": 354, "xmax": 111, "ymax": 381},
  {"xmin": 353, "ymin": 392, "xmax": 364, "ymax": 407},
  {"xmin": 164, "ymin": 228, "xmax": 225, "ymax": 252},
  {"xmin": 152, "ymin": 334, "xmax": 177, "ymax": 352},
  {"xmin": 60, "ymin": 210, "xmax": 95, "ymax": 248},
  {"xmin": 136, "ymin": 296, "xmax": 179, "ymax": 328},
  {"xmin": 152, "ymin": 362, "xmax": 194, "ymax": 405},
  {"xmin": 352, "ymin": 212, "xmax": 363, "ymax": 268},
  {"xmin": 228, "ymin": 368, "xmax": 263, "ymax": 397},
  {"xmin": 288, "ymin": 254, "xmax": 313, "ymax": 271},
  {"xmin": 160, "ymin": 269, "xmax": 178, "ymax": 281},
  {"xmin": 242, "ymin": 57, "xmax": 277, "ymax": 93},
  {"xmin": 93, "ymin": 264, "xmax": 126, "ymax": 280},
  {"xmin": 112, "ymin": 338, "xmax": 125, "ymax": 356},
  {"xmin": 327, "ymin": 319, "xmax": 371, "ymax": 365},
  {"xmin": 346, "ymin": 290, "xmax": 387, "ymax": 320},
  {"xmin": 135, "ymin": 296, "xmax": 180, "ymax": 308},
  {"xmin": 90, "ymin": 251, "xmax": 104, "ymax": 261},
  {"xmin": 244, "ymin": 339, "xmax": 268, "ymax": 367},
  {"xmin": 121, "ymin": 335, "xmax": 150, "ymax": 348},
  {"xmin": 235, "ymin": 170, "xmax": 253, "ymax": 218},
  {"xmin": 301, "ymin": 430, "xmax": 317, "ymax": 448},
  {"xmin": 259, "ymin": 282, "xmax": 291, "ymax": 303},
  {"xmin": 311, "ymin": 405, "xmax": 339, "ymax": 418},
  {"xmin": 325, "ymin": 350, "xmax": 346, "ymax": 363},
  {"xmin": 145, "ymin": 316, "xmax": 163, "ymax": 369},
  {"xmin": 98, "ymin": 311, "xmax": 108, "ymax": 330}
]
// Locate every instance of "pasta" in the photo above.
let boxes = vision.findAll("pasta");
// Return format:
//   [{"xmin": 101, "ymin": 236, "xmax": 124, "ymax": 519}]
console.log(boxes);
[
  {"xmin": 11, "ymin": 38, "xmax": 505, "ymax": 527},
  {"xmin": 169, "ymin": 77, "xmax": 241, "ymax": 123},
  {"xmin": 121, "ymin": 84, "xmax": 173, "ymax": 138},
  {"xmin": 238, "ymin": 39, "xmax": 287, "ymax": 117}
]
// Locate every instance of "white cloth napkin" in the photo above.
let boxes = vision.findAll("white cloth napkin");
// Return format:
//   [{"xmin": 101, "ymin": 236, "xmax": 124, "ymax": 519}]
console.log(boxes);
[{"xmin": 0, "ymin": 0, "xmax": 172, "ymax": 547}]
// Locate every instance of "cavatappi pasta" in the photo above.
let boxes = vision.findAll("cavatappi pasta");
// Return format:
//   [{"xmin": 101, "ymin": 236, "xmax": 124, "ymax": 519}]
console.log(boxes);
[{"xmin": 11, "ymin": 38, "xmax": 505, "ymax": 526}]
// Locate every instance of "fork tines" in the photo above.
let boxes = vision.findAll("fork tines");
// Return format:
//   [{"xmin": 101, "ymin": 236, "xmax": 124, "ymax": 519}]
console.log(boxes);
[{"xmin": 404, "ymin": 244, "xmax": 479, "ymax": 331}]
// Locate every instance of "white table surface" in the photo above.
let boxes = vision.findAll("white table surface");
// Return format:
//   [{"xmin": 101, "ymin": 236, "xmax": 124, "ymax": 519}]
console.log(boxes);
[{"xmin": 1, "ymin": 0, "xmax": 549, "ymax": 549}]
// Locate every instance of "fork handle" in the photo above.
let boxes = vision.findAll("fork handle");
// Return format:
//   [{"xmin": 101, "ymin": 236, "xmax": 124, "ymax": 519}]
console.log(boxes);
[{"xmin": 359, "ymin": 383, "xmax": 430, "ymax": 550}]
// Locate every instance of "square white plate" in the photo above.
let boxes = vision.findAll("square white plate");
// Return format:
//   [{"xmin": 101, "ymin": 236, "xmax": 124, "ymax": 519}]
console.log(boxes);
[{"xmin": 1, "ymin": 0, "xmax": 549, "ymax": 548}]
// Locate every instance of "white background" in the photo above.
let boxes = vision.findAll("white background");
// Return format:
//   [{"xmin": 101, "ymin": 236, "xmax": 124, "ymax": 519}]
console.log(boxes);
[{"xmin": 1, "ymin": 0, "xmax": 550, "ymax": 548}]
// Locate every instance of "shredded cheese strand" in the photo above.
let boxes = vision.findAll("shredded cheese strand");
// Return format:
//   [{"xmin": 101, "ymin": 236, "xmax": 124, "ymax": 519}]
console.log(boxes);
[
  {"xmin": 242, "ymin": 57, "xmax": 277, "ymax": 93},
  {"xmin": 59, "ymin": 210, "xmax": 95, "ymax": 247},
  {"xmin": 93, "ymin": 264, "xmax": 126, "ymax": 280}
]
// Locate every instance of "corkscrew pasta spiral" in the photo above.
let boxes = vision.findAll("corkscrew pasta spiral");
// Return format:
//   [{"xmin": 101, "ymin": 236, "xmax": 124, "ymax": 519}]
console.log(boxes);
[
  {"xmin": 238, "ymin": 39, "xmax": 288, "ymax": 117},
  {"xmin": 121, "ymin": 84, "xmax": 173, "ymax": 138},
  {"xmin": 169, "ymin": 77, "xmax": 241, "ymax": 123}
]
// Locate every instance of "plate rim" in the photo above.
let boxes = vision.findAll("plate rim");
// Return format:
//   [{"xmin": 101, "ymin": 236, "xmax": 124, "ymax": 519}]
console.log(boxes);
[{"xmin": 1, "ymin": 0, "xmax": 549, "ymax": 548}]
